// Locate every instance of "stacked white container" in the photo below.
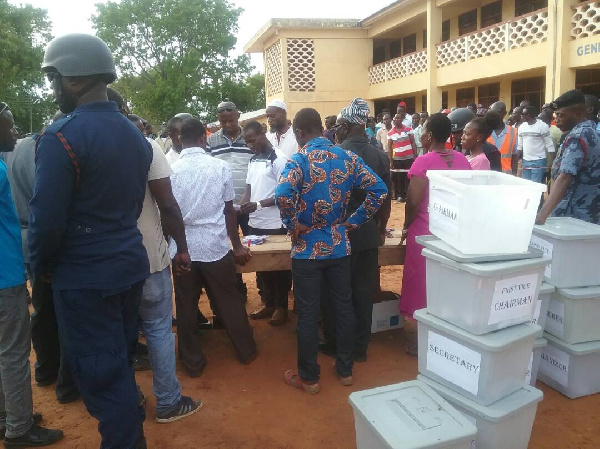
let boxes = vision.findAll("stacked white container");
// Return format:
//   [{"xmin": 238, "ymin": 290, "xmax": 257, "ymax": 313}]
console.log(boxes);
[
  {"xmin": 416, "ymin": 170, "xmax": 548, "ymax": 449},
  {"xmin": 530, "ymin": 217, "xmax": 600, "ymax": 399}
]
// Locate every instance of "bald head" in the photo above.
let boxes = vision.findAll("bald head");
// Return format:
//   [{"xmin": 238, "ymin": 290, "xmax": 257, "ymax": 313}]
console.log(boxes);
[{"xmin": 489, "ymin": 101, "xmax": 507, "ymax": 118}]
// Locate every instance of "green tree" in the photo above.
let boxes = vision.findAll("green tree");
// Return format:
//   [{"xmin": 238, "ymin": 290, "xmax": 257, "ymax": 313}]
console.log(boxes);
[
  {"xmin": 93, "ymin": 0, "xmax": 262, "ymax": 124},
  {"xmin": 0, "ymin": 0, "xmax": 54, "ymax": 134}
]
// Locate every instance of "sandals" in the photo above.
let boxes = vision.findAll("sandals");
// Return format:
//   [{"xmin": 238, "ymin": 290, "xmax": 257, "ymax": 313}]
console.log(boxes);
[
  {"xmin": 405, "ymin": 343, "xmax": 418, "ymax": 357},
  {"xmin": 284, "ymin": 370, "xmax": 320, "ymax": 395}
]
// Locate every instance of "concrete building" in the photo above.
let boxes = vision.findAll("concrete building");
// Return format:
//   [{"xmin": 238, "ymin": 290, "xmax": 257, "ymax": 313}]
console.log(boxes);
[{"xmin": 244, "ymin": 0, "xmax": 600, "ymax": 118}]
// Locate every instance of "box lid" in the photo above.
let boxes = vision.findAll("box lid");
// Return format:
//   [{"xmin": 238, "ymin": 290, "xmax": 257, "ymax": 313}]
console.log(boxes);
[
  {"xmin": 415, "ymin": 309, "xmax": 541, "ymax": 352},
  {"xmin": 533, "ymin": 217, "xmax": 600, "ymax": 240},
  {"xmin": 348, "ymin": 380, "xmax": 477, "ymax": 449},
  {"xmin": 534, "ymin": 337, "xmax": 548, "ymax": 350},
  {"xmin": 557, "ymin": 285, "xmax": 600, "ymax": 300},
  {"xmin": 416, "ymin": 235, "xmax": 545, "ymax": 263},
  {"xmin": 427, "ymin": 170, "xmax": 547, "ymax": 192},
  {"xmin": 544, "ymin": 332, "xmax": 600, "ymax": 355},
  {"xmin": 540, "ymin": 282, "xmax": 555, "ymax": 295},
  {"xmin": 418, "ymin": 375, "xmax": 543, "ymax": 423},
  {"xmin": 422, "ymin": 248, "xmax": 551, "ymax": 277}
]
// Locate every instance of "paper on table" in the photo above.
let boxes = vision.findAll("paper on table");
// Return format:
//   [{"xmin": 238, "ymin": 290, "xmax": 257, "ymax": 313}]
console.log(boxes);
[
  {"xmin": 531, "ymin": 299, "xmax": 543, "ymax": 325},
  {"xmin": 426, "ymin": 331, "xmax": 482, "ymax": 396},
  {"xmin": 488, "ymin": 273, "xmax": 539, "ymax": 325},
  {"xmin": 530, "ymin": 235, "xmax": 553, "ymax": 279},
  {"xmin": 525, "ymin": 352, "xmax": 534, "ymax": 384},
  {"xmin": 539, "ymin": 344, "xmax": 570, "ymax": 387},
  {"xmin": 545, "ymin": 299, "xmax": 565, "ymax": 339}
]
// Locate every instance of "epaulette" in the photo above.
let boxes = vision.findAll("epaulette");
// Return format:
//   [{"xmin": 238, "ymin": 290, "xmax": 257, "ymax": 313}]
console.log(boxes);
[{"xmin": 35, "ymin": 113, "xmax": 81, "ymax": 189}]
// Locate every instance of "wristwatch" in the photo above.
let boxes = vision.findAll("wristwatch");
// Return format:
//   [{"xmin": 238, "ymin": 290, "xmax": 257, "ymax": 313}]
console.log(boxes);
[{"xmin": 256, "ymin": 201, "xmax": 262, "ymax": 211}]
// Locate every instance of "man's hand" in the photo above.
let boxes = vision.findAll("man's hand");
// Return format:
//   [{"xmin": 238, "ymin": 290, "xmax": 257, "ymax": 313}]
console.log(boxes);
[
  {"xmin": 379, "ymin": 225, "xmax": 387, "ymax": 245},
  {"xmin": 290, "ymin": 224, "xmax": 310, "ymax": 245},
  {"xmin": 233, "ymin": 244, "xmax": 252, "ymax": 266},
  {"xmin": 240, "ymin": 201, "xmax": 258, "ymax": 215},
  {"xmin": 535, "ymin": 213, "xmax": 548, "ymax": 226},
  {"xmin": 173, "ymin": 252, "xmax": 192, "ymax": 276}
]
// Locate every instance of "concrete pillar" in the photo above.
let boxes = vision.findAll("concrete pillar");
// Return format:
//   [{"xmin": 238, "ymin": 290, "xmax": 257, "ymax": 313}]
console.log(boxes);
[
  {"xmin": 546, "ymin": 0, "xmax": 578, "ymax": 102},
  {"xmin": 502, "ymin": 0, "xmax": 516, "ymax": 21},
  {"xmin": 499, "ymin": 77, "xmax": 513, "ymax": 108},
  {"xmin": 426, "ymin": 0, "xmax": 443, "ymax": 113},
  {"xmin": 447, "ymin": 88, "xmax": 457, "ymax": 110}
]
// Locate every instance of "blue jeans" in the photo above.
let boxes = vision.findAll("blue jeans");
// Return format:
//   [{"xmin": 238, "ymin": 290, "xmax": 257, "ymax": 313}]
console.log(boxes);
[
  {"xmin": 522, "ymin": 158, "xmax": 547, "ymax": 183},
  {"xmin": 292, "ymin": 257, "xmax": 355, "ymax": 382},
  {"xmin": 139, "ymin": 267, "xmax": 181, "ymax": 415},
  {"xmin": 54, "ymin": 283, "xmax": 145, "ymax": 449}
]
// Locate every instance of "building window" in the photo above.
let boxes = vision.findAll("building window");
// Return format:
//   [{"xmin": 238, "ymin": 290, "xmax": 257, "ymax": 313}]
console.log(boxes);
[
  {"xmin": 511, "ymin": 76, "xmax": 545, "ymax": 110},
  {"xmin": 459, "ymin": 9, "xmax": 478, "ymax": 36},
  {"xmin": 442, "ymin": 20, "xmax": 450, "ymax": 42},
  {"xmin": 478, "ymin": 83, "xmax": 500, "ymax": 107},
  {"xmin": 576, "ymin": 69, "xmax": 600, "ymax": 98},
  {"xmin": 286, "ymin": 39, "xmax": 316, "ymax": 92},
  {"xmin": 390, "ymin": 40, "xmax": 402, "ymax": 59},
  {"xmin": 515, "ymin": 0, "xmax": 547, "ymax": 17},
  {"xmin": 423, "ymin": 29, "xmax": 427, "ymax": 48},
  {"xmin": 265, "ymin": 41, "xmax": 283, "ymax": 97},
  {"xmin": 373, "ymin": 45, "xmax": 386, "ymax": 65},
  {"xmin": 442, "ymin": 91, "xmax": 448, "ymax": 110},
  {"xmin": 456, "ymin": 87, "xmax": 476, "ymax": 108},
  {"xmin": 481, "ymin": 1, "xmax": 503, "ymax": 28},
  {"xmin": 403, "ymin": 34, "xmax": 417, "ymax": 55}
]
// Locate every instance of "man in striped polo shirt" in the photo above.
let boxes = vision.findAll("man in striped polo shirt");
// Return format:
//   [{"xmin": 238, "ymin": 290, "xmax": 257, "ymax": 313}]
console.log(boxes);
[
  {"xmin": 207, "ymin": 101, "xmax": 254, "ymax": 298},
  {"xmin": 387, "ymin": 113, "xmax": 416, "ymax": 202}
]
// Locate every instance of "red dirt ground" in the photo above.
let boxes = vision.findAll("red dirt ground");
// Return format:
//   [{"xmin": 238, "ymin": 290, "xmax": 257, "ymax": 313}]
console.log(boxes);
[{"xmin": 29, "ymin": 202, "xmax": 600, "ymax": 448}]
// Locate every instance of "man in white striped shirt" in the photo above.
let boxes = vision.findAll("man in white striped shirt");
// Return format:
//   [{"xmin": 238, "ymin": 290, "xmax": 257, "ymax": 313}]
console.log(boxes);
[{"xmin": 518, "ymin": 105, "xmax": 556, "ymax": 183}]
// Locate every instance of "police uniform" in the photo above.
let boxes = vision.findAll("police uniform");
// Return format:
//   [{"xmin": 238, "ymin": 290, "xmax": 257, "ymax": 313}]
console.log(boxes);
[
  {"xmin": 29, "ymin": 101, "xmax": 152, "ymax": 447},
  {"xmin": 550, "ymin": 91, "xmax": 600, "ymax": 225}
]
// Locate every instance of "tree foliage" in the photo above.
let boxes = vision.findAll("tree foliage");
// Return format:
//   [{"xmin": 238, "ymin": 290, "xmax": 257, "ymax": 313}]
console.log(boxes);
[
  {"xmin": 0, "ymin": 0, "xmax": 54, "ymax": 134},
  {"xmin": 93, "ymin": 0, "xmax": 264, "ymax": 124}
]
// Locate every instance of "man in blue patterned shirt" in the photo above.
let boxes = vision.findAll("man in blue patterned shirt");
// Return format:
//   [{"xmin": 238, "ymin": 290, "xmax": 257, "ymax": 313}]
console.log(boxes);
[
  {"xmin": 275, "ymin": 108, "xmax": 387, "ymax": 394},
  {"xmin": 536, "ymin": 89, "xmax": 600, "ymax": 225}
]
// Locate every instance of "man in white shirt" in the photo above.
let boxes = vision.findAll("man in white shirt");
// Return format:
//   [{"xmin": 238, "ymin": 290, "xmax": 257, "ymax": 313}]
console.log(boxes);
[
  {"xmin": 396, "ymin": 101, "xmax": 413, "ymax": 129},
  {"xmin": 375, "ymin": 113, "xmax": 392, "ymax": 152},
  {"xmin": 265, "ymin": 99, "xmax": 298, "ymax": 158},
  {"xmin": 127, "ymin": 113, "xmax": 202, "ymax": 422},
  {"xmin": 154, "ymin": 122, "xmax": 172, "ymax": 154},
  {"xmin": 164, "ymin": 116, "xmax": 185, "ymax": 165},
  {"xmin": 518, "ymin": 105, "xmax": 556, "ymax": 183},
  {"xmin": 169, "ymin": 118, "xmax": 257, "ymax": 373},
  {"xmin": 239, "ymin": 121, "xmax": 291, "ymax": 326}
]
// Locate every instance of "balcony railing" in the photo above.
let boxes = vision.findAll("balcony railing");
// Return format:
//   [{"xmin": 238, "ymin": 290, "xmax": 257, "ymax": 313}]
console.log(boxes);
[
  {"xmin": 572, "ymin": 0, "xmax": 600, "ymax": 39},
  {"xmin": 368, "ymin": 50, "xmax": 428, "ymax": 85},
  {"xmin": 437, "ymin": 9, "xmax": 548, "ymax": 68}
]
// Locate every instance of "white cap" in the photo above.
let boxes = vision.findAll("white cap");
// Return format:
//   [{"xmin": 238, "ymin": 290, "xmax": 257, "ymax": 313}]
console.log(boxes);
[{"xmin": 266, "ymin": 99, "xmax": 287, "ymax": 111}]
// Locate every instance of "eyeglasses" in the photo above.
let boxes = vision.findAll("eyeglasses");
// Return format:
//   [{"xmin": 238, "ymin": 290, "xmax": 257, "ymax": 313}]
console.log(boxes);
[
  {"xmin": 45, "ymin": 71, "xmax": 61, "ymax": 83},
  {"xmin": 0, "ymin": 103, "xmax": 9, "ymax": 115}
]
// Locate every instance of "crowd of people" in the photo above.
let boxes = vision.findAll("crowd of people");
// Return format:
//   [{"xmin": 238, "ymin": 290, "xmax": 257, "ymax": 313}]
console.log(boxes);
[{"xmin": 0, "ymin": 32, "xmax": 599, "ymax": 448}]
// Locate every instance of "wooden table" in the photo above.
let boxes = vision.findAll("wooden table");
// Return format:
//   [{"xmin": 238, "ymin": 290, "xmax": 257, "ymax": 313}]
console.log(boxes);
[{"xmin": 236, "ymin": 234, "xmax": 405, "ymax": 273}]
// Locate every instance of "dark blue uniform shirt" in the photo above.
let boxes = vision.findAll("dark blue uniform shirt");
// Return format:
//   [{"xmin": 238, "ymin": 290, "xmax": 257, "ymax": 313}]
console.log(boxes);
[{"xmin": 28, "ymin": 101, "xmax": 152, "ymax": 290}]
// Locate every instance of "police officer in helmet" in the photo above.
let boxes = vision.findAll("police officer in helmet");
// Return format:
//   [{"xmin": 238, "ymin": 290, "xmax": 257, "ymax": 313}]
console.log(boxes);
[{"xmin": 29, "ymin": 34, "xmax": 152, "ymax": 448}]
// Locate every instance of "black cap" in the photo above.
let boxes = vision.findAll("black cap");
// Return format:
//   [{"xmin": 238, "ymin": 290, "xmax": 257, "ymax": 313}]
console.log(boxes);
[{"xmin": 551, "ymin": 89, "xmax": 586, "ymax": 110}]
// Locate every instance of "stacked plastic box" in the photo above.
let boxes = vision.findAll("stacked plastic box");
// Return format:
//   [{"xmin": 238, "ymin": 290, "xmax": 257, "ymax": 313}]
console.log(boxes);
[
  {"xmin": 416, "ymin": 171, "xmax": 548, "ymax": 449},
  {"xmin": 530, "ymin": 218, "xmax": 600, "ymax": 399}
]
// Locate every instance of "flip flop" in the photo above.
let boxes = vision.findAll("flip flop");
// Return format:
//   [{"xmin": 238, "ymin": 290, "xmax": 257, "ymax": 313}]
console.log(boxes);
[{"xmin": 284, "ymin": 370, "xmax": 320, "ymax": 395}]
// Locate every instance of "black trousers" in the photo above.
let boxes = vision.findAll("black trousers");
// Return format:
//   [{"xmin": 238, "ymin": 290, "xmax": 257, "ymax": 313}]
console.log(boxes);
[
  {"xmin": 173, "ymin": 252, "xmax": 257, "ymax": 373},
  {"xmin": 322, "ymin": 248, "xmax": 379, "ymax": 356},
  {"xmin": 293, "ymin": 257, "xmax": 354, "ymax": 382},
  {"xmin": 30, "ymin": 277, "xmax": 78, "ymax": 401},
  {"xmin": 392, "ymin": 159, "xmax": 414, "ymax": 199},
  {"xmin": 249, "ymin": 226, "xmax": 292, "ymax": 310}
]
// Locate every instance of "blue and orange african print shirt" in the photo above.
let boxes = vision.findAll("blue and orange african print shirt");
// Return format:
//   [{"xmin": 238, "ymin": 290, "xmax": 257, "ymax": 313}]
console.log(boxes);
[{"xmin": 275, "ymin": 137, "xmax": 388, "ymax": 260}]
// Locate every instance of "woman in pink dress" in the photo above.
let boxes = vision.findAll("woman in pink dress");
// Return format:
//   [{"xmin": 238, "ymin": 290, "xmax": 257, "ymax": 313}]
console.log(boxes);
[
  {"xmin": 462, "ymin": 117, "xmax": 494, "ymax": 170},
  {"xmin": 400, "ymin": 113, "xmax": 471, "ymax": 355}
]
